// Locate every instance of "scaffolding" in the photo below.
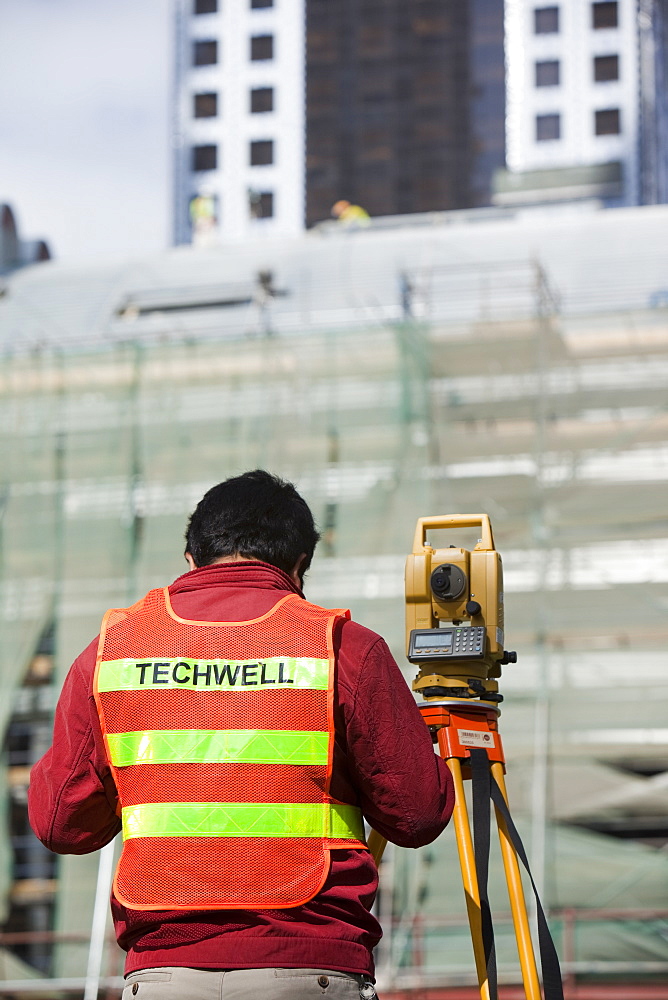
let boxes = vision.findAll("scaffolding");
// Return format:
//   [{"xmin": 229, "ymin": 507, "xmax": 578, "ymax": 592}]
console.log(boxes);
[{"xmin": 2, "ymin": 214, "xmax": 668, "ymax": 996}]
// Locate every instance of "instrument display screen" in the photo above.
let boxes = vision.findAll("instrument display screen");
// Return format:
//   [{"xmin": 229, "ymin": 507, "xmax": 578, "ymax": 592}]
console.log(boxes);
[
  {"xmin": 408, "ymin": 627, "xmax": 486, "ymax": 662},
  {"xmin": 414, "ymin": 632, "xmax": 453, "ymax": 650}
]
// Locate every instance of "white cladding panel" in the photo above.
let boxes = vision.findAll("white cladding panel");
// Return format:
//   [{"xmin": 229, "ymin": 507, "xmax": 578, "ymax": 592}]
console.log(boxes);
[{"xmin": 173, "ymin": 0, "xmax": 305, "ymax": 243}]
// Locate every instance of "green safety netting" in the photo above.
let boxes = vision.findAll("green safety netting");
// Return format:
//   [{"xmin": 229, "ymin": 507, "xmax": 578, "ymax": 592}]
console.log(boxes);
[{"xmin": 1, "ymin": 227, "xmax": 668, "ymax": 987}]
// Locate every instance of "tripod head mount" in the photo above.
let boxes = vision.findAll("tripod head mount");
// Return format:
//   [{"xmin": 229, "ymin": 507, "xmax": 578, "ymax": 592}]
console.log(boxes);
[{"xmin": 405, "ymin": 515, "xmax": 516, "ymax": 703}]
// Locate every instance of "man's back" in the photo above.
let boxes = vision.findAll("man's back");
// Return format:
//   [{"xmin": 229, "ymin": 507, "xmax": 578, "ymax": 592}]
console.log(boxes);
[{"xmin": 29, "ymin": 561, "xmax": 453, "ymax": 977}]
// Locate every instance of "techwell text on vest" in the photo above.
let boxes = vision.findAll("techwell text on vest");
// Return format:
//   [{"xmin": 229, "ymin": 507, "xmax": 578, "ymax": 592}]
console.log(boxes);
[{"xmin": 134, "ymin": 660, "xmax": 295, "ymax": 686}]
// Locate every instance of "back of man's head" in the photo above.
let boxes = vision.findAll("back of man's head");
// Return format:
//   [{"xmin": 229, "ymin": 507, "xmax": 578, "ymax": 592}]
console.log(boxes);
[{"xmin": 185, "ymin": 469, "xmax": 320, "ymax": 577}]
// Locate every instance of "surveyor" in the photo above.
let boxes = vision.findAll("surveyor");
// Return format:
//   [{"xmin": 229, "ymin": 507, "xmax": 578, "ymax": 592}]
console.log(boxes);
[{"xmin": 29, "ymin": 470, "xmax": 454, "ymax": 999}]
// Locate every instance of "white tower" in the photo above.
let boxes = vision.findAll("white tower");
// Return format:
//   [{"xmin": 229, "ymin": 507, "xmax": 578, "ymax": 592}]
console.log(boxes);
[
  {"xmin": 504, "ymin": 0, "xmax": 641, "ymax": 205},
  {"xmin": 172, "ymin": 0, "xmax": 305, "ymax": 244}
]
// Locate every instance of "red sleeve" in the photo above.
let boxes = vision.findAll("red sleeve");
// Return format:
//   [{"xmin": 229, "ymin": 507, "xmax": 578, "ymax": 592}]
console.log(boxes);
[
  {"xmin": 336, "ymin": 624, "xmax": 454, "ymax": 848},
  {"xmin": 28, "ymin": 639, "xmax": 121, "ymax": 854}
]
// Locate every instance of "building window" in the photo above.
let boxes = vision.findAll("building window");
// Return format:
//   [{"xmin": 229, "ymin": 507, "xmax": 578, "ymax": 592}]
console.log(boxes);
[
  {"xmin": 249, "ymin": 191, "xmax": 274, "ymax": 218},
  {"xmin": 194, "ymin": 92, "xmax": 218, "ymax": 117},
  {"xmin": 250, "ymin": 35, "xmax": 274, "ymax": 60},
  {"xmin": 194, "ymin": 0, "xmax": 217, "ymax": 12},
  {"xmin": 535, "ymin": 60, "xmax": 560, "ymax": 87},
  {"xmin": 536, "ymin": 113, "xmax": 561, "ymax": 141},
  {"xmin": 592, "ymin": 2, "xmax": 618, "ymax": 28},
  {"xmin": 192, "ymin": 144, "xmax": 218, "ymax": 171},
  {"xmin": 251, "ymin": 0, "xmax": 273, "ymax": 6},
  {"xmin": 594, "ymin": 54, "xmax": 619, "ymax": 81},
  {"xmin": 193, "ymin": 40, "xmax": 218, "ymax": 66},
  {"xmin": 250, "ymin": 140, "xmax": 274, "ymax": 165},
  {"xmin": 595, "ymin": 108, "xmax": 620, "ymax": 134},
  {"xmin": 250, "ymin": 87, "xmax": 274, "ymax": 113},
  {"xmin": 534, "ymin": 7, "xmax": 559, "ymax": 33}
]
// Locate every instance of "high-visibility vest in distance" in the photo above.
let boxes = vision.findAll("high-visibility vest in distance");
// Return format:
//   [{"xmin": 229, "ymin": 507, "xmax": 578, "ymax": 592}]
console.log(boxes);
[{"xmin": 94, "ymin": 587, "xmax": 368, "ymax": 911}]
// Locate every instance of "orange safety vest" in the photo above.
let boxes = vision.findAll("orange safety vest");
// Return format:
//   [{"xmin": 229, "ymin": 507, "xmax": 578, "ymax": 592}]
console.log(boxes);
[{"xmin": 93, "ymin": 588, "xmax": 369, "ymax": 911}]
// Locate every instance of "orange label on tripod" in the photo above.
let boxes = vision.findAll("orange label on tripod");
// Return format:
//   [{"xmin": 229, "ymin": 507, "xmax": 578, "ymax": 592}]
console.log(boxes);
[{"xmin": 458, "ymin": 729, "xmax": 496, "ymax": 749}]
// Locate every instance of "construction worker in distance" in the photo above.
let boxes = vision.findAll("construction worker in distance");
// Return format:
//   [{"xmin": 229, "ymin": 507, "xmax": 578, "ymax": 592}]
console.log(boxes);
[
  {"xmin": 331, "ymin": 199, "xmax": 371, "ymax": 227},
  {"xmin": 29, "ymin": 470, "xmax": 454, "ymax": 999}
]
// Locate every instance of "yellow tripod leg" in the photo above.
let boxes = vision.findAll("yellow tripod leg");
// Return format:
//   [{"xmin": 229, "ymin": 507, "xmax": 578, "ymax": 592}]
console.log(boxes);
[
  {"xmin": 368, "ymin": 829, "xmax": 388, "ymax": 865},
  {"xmin": 368, "ymin": 756, "xmax": 543, "ymax": 999},
  {"xmin": 448, "ymin": 757, "xmax": 491, "ymax": 1000},
  {"xmin": 491, "ymin": 762, "xmax": 542, "ymax": 1000}
]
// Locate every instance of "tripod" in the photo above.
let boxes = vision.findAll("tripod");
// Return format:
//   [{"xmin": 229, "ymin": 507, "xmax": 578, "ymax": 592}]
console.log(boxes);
[
  {"xmin": 371, "ymin": 513, "xmax": 564, "ymax": 998},
  {"xmin": 368, "ymin": 695, "xmax": 563, "ymax": 1000}
]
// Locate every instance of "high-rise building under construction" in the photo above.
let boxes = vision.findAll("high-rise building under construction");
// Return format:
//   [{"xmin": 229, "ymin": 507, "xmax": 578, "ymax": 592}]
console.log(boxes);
[
  {"xmin": 172, "ymin": 0, "xmax": 506, "ymax": 243},
  {"xmin": 173, "ymin": 0, "xmax": 668, "ymax": 240}
]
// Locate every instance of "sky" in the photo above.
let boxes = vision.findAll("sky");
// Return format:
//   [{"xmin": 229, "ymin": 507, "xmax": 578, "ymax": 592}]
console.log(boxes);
[{"xmin": 0, "ymin": 0, "xmax": 172, "ymax": 262}]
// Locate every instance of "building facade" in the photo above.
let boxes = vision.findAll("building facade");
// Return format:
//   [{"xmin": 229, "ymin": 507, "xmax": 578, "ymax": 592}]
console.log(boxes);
[
  {"xmin": 172, "ymin": 0, "xmax": 505, "ymax": 243},
  {"xmin": 501, "ymin": 0, "xmax": 668, "ymax": 206},
  {"xmin": 172, "ymin": 0, "xmax": 306, "ymax": 245}
]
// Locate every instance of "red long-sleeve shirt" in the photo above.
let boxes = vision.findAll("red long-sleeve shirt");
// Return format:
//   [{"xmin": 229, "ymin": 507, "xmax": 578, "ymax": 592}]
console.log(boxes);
[{"xmin": 28, "ymin": 562, "xmax": 454, "ymax": 976}]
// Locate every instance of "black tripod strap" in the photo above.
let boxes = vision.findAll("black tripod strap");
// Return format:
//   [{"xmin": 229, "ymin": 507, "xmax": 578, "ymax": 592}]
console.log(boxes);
[
  {"xmin": 489, "ymin": 775, "xmax": 564, "ymax": 1000},
  {"xmin": 469, "ymin": 748, "xmax": 498, "ymax": 999}
]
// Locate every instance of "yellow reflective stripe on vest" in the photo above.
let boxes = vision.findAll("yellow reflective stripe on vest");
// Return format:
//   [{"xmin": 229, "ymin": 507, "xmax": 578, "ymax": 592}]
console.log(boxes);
[
  {"xmin": 122, "ymin": 801, "xmax": 365, "ymax": 842},
  {"xmin": 97, "ymin": 657, "xmax": 330, "ymax": 692},
  {"xmin": 107, "ymin": 729, "xmax": 329, "ymax": 767}
]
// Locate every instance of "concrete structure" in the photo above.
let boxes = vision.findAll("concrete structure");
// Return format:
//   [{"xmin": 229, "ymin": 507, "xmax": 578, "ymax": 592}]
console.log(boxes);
[{"xmin": 500, "ymin": 0, "xmax": 668, "ymax": 207}]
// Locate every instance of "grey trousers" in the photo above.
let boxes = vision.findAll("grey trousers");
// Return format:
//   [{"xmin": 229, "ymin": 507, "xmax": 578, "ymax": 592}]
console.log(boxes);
[{"xmin": 121, "ymin": 967, "xmax": 377, "ymax": 1000}]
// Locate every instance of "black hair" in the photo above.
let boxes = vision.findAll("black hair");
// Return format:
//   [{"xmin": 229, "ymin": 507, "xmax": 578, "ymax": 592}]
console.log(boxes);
[{"xmin": 184, "ymin": 470, "xmax": 320, "ymax": 578}]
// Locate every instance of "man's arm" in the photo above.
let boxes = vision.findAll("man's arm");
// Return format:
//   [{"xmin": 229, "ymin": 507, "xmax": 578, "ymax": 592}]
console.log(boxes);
[
  {"xmin": 28, "ymin": 640, "xmax": 121, "ymax": 854},
  {"xmin": 338, "ymin": 627, "xmax": 455, "ymax": 848}
]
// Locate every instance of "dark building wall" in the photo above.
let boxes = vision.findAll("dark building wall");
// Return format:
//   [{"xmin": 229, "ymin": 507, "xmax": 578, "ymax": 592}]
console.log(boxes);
[
  {"xmin": 305, "ymin": 0, "xmax": 505, "ymax": 227},
  {"xmin": 468, "ymin": 0, "xmax": 507, "ymax": 207},
  {"xmin": 639, "ymin": 0, "xmax": 668, "ymax": 205},
  {"xmin": 654, "ymin": 0, "xmax": 668, "ymax": 203}
]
